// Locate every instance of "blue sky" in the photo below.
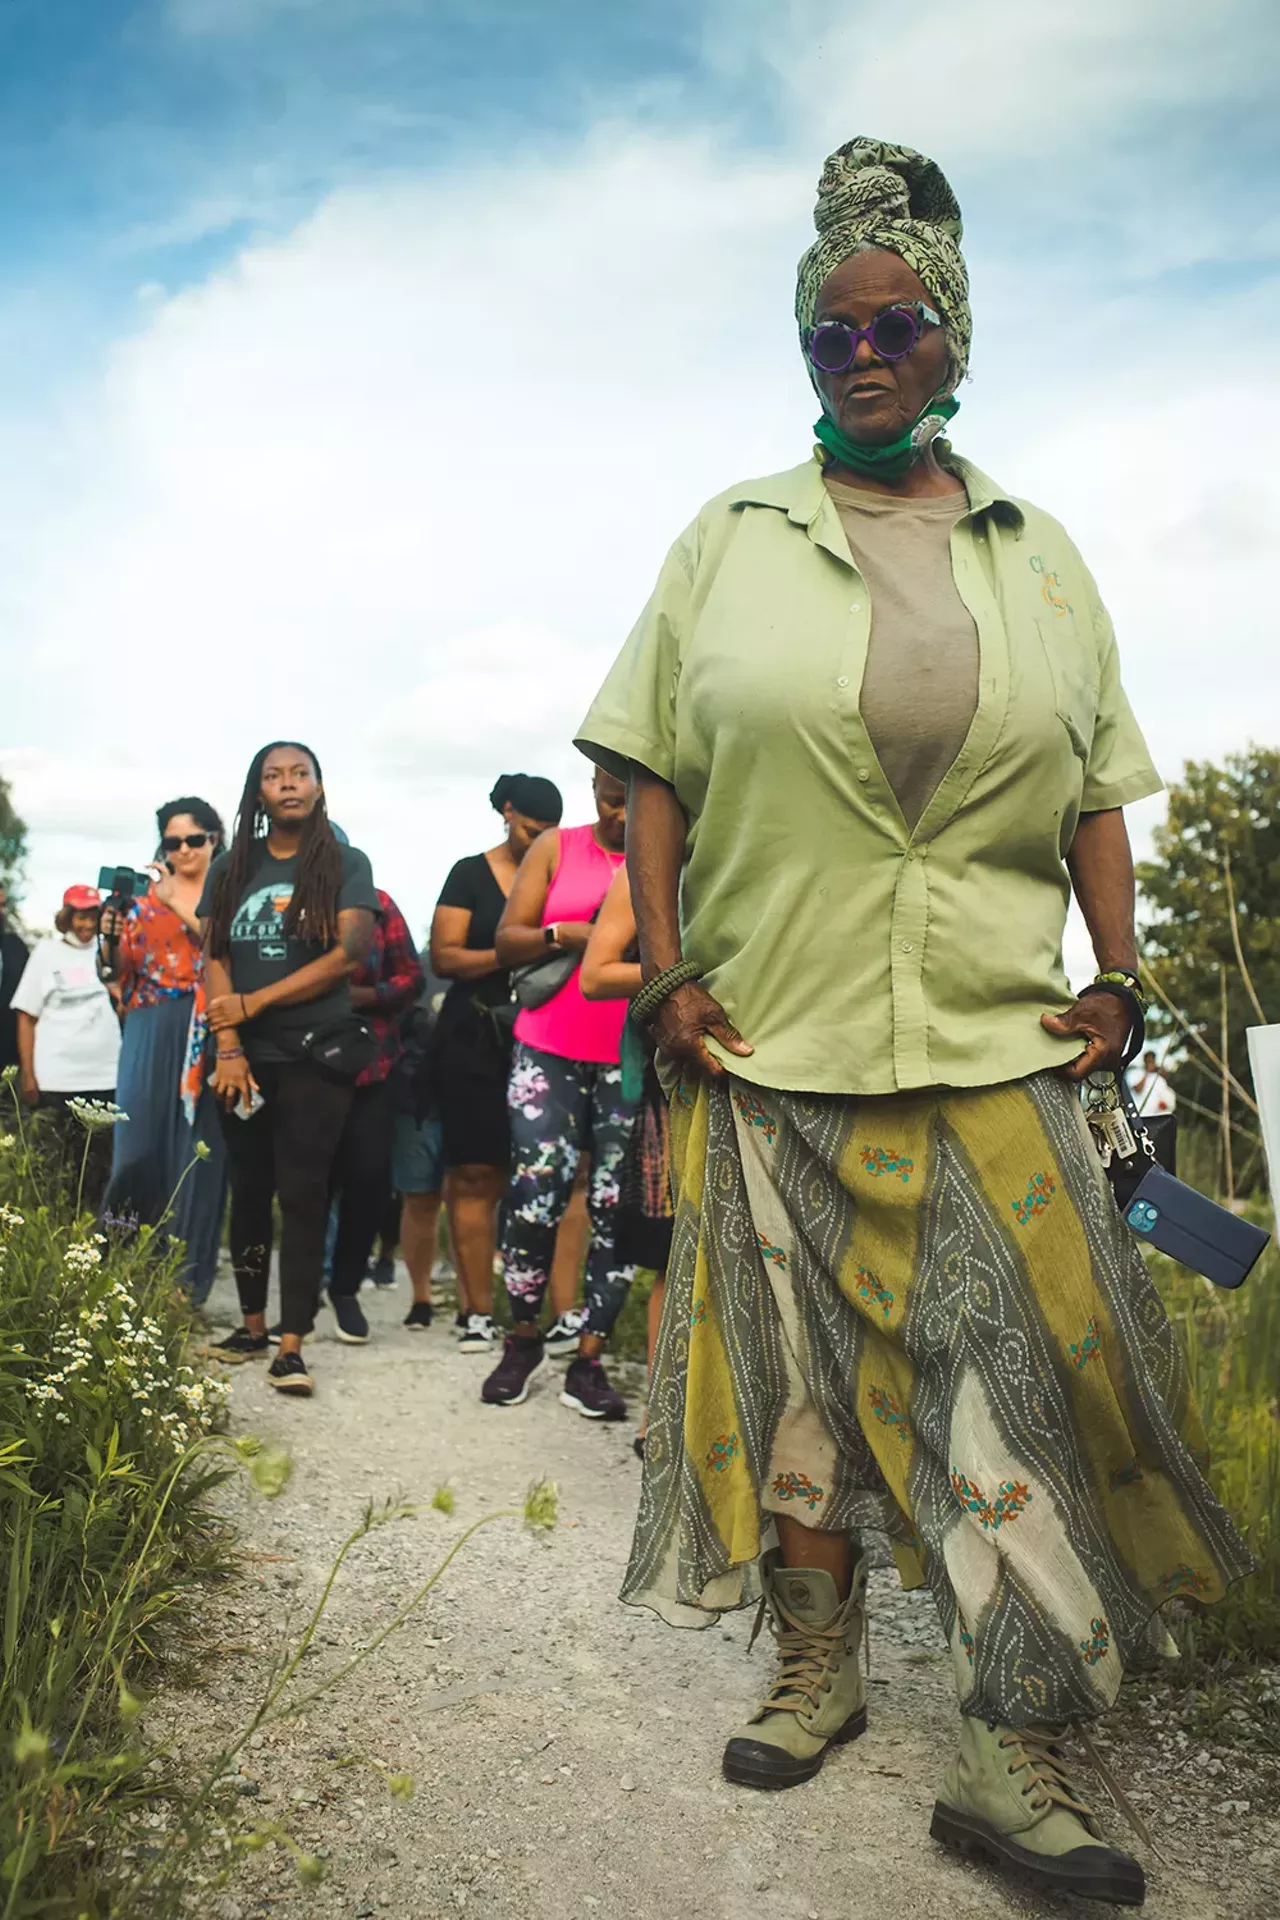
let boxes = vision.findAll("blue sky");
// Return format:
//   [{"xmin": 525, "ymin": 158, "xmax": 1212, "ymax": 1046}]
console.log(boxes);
[{"xmin": 2, "ymin": 0, "xmax": 1278, "ymax": 959}]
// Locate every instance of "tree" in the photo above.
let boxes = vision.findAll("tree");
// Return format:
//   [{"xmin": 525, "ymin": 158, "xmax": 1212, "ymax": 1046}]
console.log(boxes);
[
  {"xmin": 1136, "ymin": 748, "xmax": 1280, "ymax": 1182},
  {"xmin": 0, "ymin": 772, "xmax": 27, "ymax": 903}
]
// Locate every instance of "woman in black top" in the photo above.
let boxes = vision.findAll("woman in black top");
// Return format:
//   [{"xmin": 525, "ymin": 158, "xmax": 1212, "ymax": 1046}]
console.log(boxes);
[
  {"xmin": 429, "ymin": 773, "xmax": 562, "ymax": 1350},
  {"xmin": 200, "ymin": 741, "xmax": 378, "ymax": 1397}
]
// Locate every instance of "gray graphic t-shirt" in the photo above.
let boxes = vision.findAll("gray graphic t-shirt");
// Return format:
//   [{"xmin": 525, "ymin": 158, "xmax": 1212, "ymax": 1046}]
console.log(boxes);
[{"xmin": 201, "ymin": 844, "xmax": 379, "ymax": 1064}]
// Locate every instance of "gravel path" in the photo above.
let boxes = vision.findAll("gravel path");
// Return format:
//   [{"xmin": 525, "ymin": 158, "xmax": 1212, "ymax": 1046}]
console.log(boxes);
[{"xmin": 178, "ymin": 1267, "xmax": 1279, "ymax": 1920}]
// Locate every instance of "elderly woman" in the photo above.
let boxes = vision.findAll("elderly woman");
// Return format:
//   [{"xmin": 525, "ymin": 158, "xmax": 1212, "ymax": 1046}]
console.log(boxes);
[{"xmin": 576, "ymin": 138, "xmax": 1251, "ymax": 1906}]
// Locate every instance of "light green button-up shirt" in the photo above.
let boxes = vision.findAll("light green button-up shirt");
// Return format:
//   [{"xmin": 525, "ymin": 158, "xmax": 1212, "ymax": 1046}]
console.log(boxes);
[{"xmin": 576, "ymin": 451, "xmax": 1162, "ymax": 1096}]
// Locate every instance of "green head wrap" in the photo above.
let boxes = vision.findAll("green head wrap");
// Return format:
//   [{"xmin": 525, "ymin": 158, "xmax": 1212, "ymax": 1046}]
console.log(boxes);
[{"xmin": 795, "ymin": 137, "xmax": 972, "ymax": 394}]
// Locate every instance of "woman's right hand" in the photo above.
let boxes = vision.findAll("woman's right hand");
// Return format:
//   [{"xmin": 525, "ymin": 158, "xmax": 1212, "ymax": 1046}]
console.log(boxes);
[
  {"xmin": 649, "ymin": 982, "xmax": 753, "ymax": 1080},
  {"xmin": 19, "ymin": 1070, "xmax": 39, "ymax": 1108},
  {"xmin": 211, "ymin": 1052, "xmax": 258, "ymax": 1113}
]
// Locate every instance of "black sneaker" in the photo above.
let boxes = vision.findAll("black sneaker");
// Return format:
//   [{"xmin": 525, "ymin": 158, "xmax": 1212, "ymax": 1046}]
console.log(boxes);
[
  {"xmin": 458, "ymin": 1313, "xmax": 496, "ymax": 1353},
  {"xmin": 544, "ymin": 1309, "xmax": 585, "ymax": 1357},
  {"xmin": 454, "ymin": 1311, "xmax": 468, "ymax": 1336},
  {"xmin": 561, "ymin": 1355, "xmax": 627, "ymax": 1421},
  {"xmin": 329, "ymin": 1293, "xmax": 370, "ymax": 1345},
  {"xmin": 481, "ymin": 1334, "xmax": 546, "ymax": 1406},
  {"xmin": 369, "ymin": 1254, "xmax": 397, "ymax": 1289},
  {"xmin": 403, "ymin": 1300, "xmax": 434, "ymax": 1330},
  {"xmin": 268, "ymin": 1351, "xmax": 313, "ymax": 1396},
  {"xmin": 203, "ymin": 1327, "xmax": 270, "ymax": 1364}
]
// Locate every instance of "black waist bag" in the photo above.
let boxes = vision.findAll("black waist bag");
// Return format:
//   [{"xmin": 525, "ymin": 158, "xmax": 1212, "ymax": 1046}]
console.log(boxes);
[{"xmin": 300, "ymin": 1014, "xmax": 377, "ymax": 1081}]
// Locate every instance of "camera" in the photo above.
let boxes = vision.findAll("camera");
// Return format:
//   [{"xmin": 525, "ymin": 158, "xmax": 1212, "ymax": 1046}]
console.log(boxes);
[{"xmin": 97, "ymin": 865, "xmax": 152, "ymax": 904}]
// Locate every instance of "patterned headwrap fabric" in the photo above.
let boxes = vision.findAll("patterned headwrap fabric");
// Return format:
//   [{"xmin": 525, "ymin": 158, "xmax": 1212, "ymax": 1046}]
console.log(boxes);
[{"xmin": 795, "ymin": 138, "xmax": 971, "ymax": 390}]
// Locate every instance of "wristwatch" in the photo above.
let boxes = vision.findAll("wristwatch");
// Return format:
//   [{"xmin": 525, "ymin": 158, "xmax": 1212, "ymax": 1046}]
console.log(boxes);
[{"xmin": 544, "ymin": 924, "xmax": 559, "ymax": 948}]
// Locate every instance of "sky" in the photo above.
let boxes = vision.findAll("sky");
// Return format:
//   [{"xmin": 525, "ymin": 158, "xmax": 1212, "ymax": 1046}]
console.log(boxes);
[{"xmin": 2, "ymin": 0, "xmax": 1279, "ymax": 980}]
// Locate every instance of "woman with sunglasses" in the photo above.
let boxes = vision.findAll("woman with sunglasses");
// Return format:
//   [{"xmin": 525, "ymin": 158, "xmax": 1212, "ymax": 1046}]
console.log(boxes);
[
  {"xmin": 199, "ymin": 742, "xmax": 378, "ymax": 1397},
  {"xmin": 577, "ymin": 138, "xmax": 1250, "ymax": 1905},
  {"xmin": 100, "ymin": 798, "xmax": 228, "ymax": 1301}
]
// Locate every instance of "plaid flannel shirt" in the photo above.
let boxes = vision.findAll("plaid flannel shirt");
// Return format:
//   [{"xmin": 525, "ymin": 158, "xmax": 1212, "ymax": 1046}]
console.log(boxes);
[{"xmin": 354, "ymin": 890, "xmax": 424, "ymax": 1087}]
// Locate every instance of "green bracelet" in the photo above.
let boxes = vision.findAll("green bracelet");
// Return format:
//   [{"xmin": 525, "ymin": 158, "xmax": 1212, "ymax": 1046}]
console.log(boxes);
[
  {"xmin": 1094, "ymin": 968, "xmax": 1146, "ymax": 1006},
  {"xmin": 630, "ymin": 960, "xmax": 704, "ymax": 1029}
]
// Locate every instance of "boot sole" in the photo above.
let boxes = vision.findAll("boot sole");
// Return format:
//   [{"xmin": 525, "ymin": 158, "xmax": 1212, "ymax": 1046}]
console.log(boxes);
[
  {"xmin": 930, "ymin": 1803, "xmax": 1145, "ymax": 1907},
  {"xmin": 268, "ymin": 1374, "xmax": 315, "ymax": 1397},
  {"xmin": 722, "ymin": 1706, "xmax": 867, "ymax": 1790},
  {"xmin": 201, "ymin": 1344, "xmax": 269, "ymax": 1365},
  {"xmin": 332, "ymin": 1326, "xmax": 371, "ymax": 1345},
  {"xmin": 483, "ymin": 1353, "xmax": 547, "ymax": 1406}
]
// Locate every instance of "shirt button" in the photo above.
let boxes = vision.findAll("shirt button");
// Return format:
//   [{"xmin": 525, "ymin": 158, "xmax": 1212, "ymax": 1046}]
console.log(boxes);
[
  {"xmin": 901, "ymin": 941, "xmax": 914, "ymax": 953},
  {"xmin": 856, "ymin": 768, "xmax": 870, "ymax": 783},
  {"xmin": 849, "ymin": 602, "xmax": 862, "ymax": 612},
  {"xmin": 837, "ymin": 675, "xmax": 850, "ymax": 688}
]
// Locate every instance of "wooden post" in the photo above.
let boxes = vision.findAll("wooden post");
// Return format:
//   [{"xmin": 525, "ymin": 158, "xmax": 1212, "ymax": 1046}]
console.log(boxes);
[{"xmin": 1220, "ymin": 964, "xmax": 1235, "ymax": 1204}]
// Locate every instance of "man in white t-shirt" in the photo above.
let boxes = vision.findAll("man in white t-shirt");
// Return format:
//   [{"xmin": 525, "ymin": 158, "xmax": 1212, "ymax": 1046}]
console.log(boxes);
[{"xmin": 1129, "ymin": 1048, "xmax": 1177, "ymax": 1115}]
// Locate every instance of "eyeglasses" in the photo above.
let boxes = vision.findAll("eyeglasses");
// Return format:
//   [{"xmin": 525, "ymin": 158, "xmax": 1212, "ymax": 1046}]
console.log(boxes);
[
  {"xmin": 160, "ymin": 833, "xmax": 211, "ymax": 852},
  {"xmin": 804, "ymin": 303, "xmax": 942, "ymax": 375}
]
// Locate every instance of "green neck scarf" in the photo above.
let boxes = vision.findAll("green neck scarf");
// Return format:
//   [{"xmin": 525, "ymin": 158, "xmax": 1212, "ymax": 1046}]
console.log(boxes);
[{"xmin": 814, "ymin": 390, "xmax": 959, "ymax": 483}]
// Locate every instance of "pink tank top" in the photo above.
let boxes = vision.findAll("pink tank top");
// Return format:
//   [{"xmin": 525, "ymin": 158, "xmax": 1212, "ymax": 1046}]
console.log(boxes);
[{"xmin": 514, "ymin": 824, "xmax": 627, "ymax": 1065}]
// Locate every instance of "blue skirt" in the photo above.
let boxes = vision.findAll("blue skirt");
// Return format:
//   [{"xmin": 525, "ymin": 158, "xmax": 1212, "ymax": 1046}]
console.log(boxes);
[{"xmin": 104, "ymin": 995, "xmax": 227, "ymax": 1304}]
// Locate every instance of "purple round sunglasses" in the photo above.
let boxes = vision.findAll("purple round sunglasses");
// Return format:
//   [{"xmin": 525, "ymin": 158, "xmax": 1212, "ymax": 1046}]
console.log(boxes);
[{"xmin": 804, "ymin": 302, "xmax": 942, "ymax": 375}]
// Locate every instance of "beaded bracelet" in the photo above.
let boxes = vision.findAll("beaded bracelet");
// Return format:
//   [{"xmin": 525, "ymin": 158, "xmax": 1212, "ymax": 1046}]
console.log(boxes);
[
  {"xmin": 629, "ymin": 959, "xmax": 704, "ymax": 1029},
  {"xmin": 1093, "ymin": 967, "xmax": 1146, "ymax": 1006},
  {"xmin": 216, "ymin": 1046, "xmax": 246, "ymax": 1061}
]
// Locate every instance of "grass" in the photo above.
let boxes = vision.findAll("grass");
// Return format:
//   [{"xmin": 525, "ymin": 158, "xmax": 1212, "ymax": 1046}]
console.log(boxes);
[{"xmin": 0, "ymin": 1077, "xmax": 238, "ymax": 1916}]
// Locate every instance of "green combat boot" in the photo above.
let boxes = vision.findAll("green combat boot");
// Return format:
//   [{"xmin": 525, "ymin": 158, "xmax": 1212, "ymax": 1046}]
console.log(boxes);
[
  {"xmin": 931, "ymin": 1717, "xmax": 1145, "ymax": 1907},
  {"xmin": 721, "ymin": 1547, "xmax": 869, "ymax": 1790}
]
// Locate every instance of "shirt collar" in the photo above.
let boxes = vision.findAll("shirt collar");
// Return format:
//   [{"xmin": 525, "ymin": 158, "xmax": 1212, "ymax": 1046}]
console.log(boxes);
[{"xmin": 727, "ymin": 449, "xmax": 1027, "ymax": 534}]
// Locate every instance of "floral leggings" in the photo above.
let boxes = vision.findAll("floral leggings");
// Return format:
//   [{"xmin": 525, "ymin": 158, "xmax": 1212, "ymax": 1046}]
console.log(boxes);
[{"xmin": 501, "ymin": 1042, "xmax": 636, "ymax": 1339}]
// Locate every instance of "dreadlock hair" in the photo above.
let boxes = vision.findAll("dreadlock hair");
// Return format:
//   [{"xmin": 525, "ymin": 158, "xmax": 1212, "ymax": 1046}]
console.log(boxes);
[{"xmin": 206, "ymin": 741, "xmax": 345, "ymax": 960}]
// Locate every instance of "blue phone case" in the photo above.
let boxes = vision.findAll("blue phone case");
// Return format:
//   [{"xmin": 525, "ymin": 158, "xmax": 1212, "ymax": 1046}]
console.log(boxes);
[{"xmin": 1123, "ymin": 1165, "xmax": 1269, "ymax": 1290}]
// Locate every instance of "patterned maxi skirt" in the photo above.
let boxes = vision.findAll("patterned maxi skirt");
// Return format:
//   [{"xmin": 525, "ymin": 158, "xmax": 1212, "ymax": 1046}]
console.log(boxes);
[{"xmin": 623, "ymin": 1069, "xmax": 1254, "ymax": 1729}]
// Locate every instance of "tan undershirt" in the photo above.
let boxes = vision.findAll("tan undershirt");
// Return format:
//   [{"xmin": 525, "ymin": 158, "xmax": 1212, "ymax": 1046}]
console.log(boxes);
[{"xmin": 825, "ymin": 476, "xmax": 980, "ymax": 830}]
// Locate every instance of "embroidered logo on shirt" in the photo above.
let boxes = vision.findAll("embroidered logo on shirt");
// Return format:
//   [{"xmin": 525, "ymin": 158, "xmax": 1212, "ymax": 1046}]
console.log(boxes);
[
  {"xmin": 771, "ymin": 1471, "xmax": 825, "ymax": 1511},
  {"xmin": 1030, "ymin": 553, "xmax": 1071, "ymax": 617}
]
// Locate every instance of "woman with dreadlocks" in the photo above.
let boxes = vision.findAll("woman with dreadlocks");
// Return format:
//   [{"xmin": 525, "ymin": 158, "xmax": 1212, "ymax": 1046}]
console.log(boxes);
[{"xmin": 199, "ymin": 742, "xmax": 378, "ymax": 1396}]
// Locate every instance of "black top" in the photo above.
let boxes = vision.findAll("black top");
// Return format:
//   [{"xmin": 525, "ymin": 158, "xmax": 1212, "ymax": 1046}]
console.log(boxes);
[
  {"xmin": 0, "ymin": 928, "xmax": 30, "ymax": 1071},
  {"xmin": 199, "ymin": 843, "xmax": 379, "ymax": 1065},
  {"xmin": 435, "ymin": 852, "xmax": 510, "ymax": 1032}
]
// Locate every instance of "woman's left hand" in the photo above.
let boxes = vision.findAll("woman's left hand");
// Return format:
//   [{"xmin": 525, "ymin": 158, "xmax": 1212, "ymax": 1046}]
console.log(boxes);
[
  {"xmin": 1041, "ymin": 993, "xmax": 1132, "ymax": 1082},
  {"xmin": 207, "ymin": 991, "xmax": 254, "ymax": 1031}
]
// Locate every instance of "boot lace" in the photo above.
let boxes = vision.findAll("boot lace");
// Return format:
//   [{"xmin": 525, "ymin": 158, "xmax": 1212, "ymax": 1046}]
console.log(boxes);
[
  {"xmin": 998, "ymin": 1727, "xmax": 1095, "ymax": 1821},
  {"xmin": 750, "ymin": 1598, "xmax": 854, "ymax": 1718}
]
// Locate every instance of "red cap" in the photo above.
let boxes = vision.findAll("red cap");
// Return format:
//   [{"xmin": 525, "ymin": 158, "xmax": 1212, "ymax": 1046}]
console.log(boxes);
[{"xmin": 62, "ymin": 885, "xmax": 102, "ymax": 911}]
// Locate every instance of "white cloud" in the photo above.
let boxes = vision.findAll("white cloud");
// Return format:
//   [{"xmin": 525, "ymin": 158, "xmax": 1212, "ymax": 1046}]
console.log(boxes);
[{"xmin": 3, "ymin": 11, "xmax": 1279, "ymax": 972}]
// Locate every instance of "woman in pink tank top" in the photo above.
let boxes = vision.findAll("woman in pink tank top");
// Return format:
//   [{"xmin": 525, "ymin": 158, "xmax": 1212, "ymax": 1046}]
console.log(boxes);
[{"xmin": 485, "ymin": 769, "xmax": 635, "ymax": 1420}]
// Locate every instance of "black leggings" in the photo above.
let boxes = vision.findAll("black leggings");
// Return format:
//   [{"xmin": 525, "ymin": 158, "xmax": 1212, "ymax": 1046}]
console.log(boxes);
[
  {"xmin": 329, "ymin": 1078, "xmax": 394, "ymax": 1299},
  {"xmin": 218, "ymin": 1061, "xmax": 353, "ymax": 1336}
]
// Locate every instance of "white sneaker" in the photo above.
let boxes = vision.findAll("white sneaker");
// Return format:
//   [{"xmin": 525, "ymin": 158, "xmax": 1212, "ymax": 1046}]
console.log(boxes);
[
  {"xmin": 458, "ymin": 1313, "xmax": 496, "ymax": 1352},
  {"xmin": 544, "ymin": 1309, "xmax": 585, "ymax": 1357}
]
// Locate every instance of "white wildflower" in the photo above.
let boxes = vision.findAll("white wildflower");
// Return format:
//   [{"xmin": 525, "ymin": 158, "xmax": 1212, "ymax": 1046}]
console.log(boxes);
[
  {"xmin": 0, "ymin": 1205, "xmax": 24, "ymax": 1232},
  {"xmin": 0, "ymin": 1133, "xmax": 16, "ymax": 1151},
  {"xmin": 66, "ymin": 1097, "xmax": 129, "ymax": 1132},
  {"xmin": 63, "ymin": 1242, "xmax": 102, "ymax": 1274}
]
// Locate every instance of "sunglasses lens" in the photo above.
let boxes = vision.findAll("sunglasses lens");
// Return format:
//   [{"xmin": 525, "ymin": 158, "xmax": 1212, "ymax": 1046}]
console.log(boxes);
[
  {"xmin": 870, "ymin": 308, "xmax": 919, "ymax": 359},
  {"xmin": 187, "ymin": 834, "xmax": 208, "ymax": 848},
  {"xmin": 808, "ymin": 324, "xmax": 855, "ymax": 373}
]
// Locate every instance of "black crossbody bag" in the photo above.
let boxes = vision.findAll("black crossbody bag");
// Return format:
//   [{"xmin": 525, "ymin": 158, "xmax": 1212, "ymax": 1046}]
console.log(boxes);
[
  {"xmin": 300, "ymin": 1013, "xmax": 378, "ymax": 1081},
  {"xmin": 1084, "ymin": 995, "xmax": 1269, "ymax": 1290}
]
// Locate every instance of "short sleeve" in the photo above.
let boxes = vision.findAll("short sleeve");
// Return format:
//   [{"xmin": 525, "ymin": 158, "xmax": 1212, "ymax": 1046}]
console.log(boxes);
[
  {"xmin": 1080, "ymin": 583, "xmax": 1163, "ymax": 812},
  {"xmin": 9, "ymin": 945, "xmax": 49, "ymax": 1019},
  {"xmin": 574, "ymin": 528, "xmax": 695, "ymax": 785},
  {"xmin": 337, "ymin": 848, "xmax": 380, "ymax": 915},
  {"xmin": 437, "ymin": 857, "xmax": 480, "ymax": 912}
]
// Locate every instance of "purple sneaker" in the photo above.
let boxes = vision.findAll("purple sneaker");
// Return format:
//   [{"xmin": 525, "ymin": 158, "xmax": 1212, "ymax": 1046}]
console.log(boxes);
[
  {"xmin": 481, "ymin": 1334, "xmax": 547, "ymax": 1406},
  {"xmin": 560, "ymin": 1355, "xmax": 627, "ymax": 1421}
]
